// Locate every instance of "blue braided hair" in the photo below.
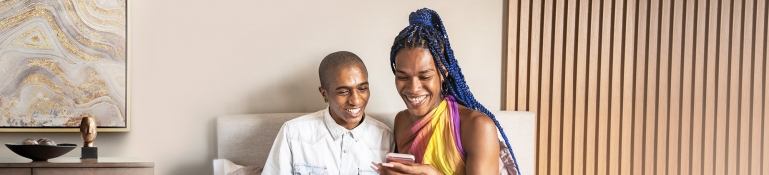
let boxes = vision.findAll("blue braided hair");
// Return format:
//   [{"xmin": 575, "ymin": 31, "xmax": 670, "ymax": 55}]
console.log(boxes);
[{"xmin": 389, "ymin": 8, "xmax": 521, "ymax": 174}]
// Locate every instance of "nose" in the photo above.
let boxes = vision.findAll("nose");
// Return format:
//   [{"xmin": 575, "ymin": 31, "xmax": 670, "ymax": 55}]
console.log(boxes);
[
  {"xmin": 348, "ymin": 89, "xmax": 363, "ymax": 106},
  {"xmin": 406, "ymin": 78, "xmax": 421, "ymax": 94}
]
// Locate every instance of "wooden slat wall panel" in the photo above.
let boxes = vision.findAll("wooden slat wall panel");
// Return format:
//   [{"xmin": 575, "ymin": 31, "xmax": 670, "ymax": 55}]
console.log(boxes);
[{"xmin": 503, "ymin": 0, "xmax": 768, "ymax": 174}]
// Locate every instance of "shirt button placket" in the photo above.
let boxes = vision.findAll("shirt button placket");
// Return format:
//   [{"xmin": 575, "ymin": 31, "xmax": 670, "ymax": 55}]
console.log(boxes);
[{"xmin": 340, "ymin": 132, "xmax": 353, "ymax": 174}]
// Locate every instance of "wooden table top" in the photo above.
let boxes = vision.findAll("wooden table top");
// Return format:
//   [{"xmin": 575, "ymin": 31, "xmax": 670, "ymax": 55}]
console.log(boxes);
[{"xmin": 0, "ymin": 157, "xmax": 154, "ymax": 168}]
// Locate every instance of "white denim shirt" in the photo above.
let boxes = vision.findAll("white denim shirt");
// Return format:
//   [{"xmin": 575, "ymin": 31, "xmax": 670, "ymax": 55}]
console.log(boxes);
[{"xmin": 262, "ymin": 107, "xmax": 394, "ymax": 175}]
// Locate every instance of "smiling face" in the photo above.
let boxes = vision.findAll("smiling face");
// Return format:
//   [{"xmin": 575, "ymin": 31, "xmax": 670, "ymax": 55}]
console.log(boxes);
[
  {"xmin": 319, "ymin": 65, "xmax": 370, "ymax": 130},
  {"xmin": 394, "ymin": 48, "xmax": 444, "ymax": 118}
]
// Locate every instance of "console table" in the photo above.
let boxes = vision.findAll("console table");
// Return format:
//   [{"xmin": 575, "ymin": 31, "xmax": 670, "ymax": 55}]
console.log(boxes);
[{"xmin": 0, "ymin": 157, "xmax": 154, "ymax": 175}]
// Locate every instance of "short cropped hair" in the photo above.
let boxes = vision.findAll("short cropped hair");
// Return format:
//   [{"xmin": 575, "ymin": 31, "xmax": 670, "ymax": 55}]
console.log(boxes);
[{"xmin": 318, "ymin": 51, "xmax": 367, "ymax": 90}]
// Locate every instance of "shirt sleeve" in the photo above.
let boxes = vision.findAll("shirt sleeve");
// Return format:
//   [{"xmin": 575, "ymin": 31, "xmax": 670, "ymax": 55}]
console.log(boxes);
[{"xmin": 261, "ymin": 123, "xmax": 292, "ymax": 175}]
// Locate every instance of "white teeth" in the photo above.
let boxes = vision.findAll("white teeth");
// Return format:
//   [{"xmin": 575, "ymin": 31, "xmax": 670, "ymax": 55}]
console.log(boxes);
[
  {"xmin": 407, "ymin": 95, "xmax": 427, "ymax": 103},
  {"xmin": 346, "ymin": 108, "xmax": 360, "ymax": 114}
]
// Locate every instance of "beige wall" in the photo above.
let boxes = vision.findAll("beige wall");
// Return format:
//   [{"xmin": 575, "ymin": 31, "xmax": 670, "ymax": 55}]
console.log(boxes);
[
  {"xmin": 506, "ymin": 0, "xmax": 768, "ymax": 174},
  {"xmin": 0, "ymin": 1, "xmax": 504, "ymax": 174}
]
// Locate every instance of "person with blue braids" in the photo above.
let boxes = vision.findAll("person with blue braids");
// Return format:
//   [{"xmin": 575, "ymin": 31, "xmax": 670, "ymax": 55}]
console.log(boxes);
[{"xmin": 371, "ymin": 8, "xmax": 520, "ymax": 175}]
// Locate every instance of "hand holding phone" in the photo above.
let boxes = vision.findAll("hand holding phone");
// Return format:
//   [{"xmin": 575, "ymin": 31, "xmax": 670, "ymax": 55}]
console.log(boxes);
[{"xmin": 385, "ymin": 153, "xmax": 415, "ymax": 165}]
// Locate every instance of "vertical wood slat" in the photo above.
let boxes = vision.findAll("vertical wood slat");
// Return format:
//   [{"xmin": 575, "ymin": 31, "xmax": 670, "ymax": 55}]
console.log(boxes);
[
  {"xmin": 715, "ymin": 1, "xmax": 730, "ymax": 174},
  {"xmin": 691, "ymin": 1, "xmax": 707, "ymax": 175},
  {"xmin": 619, "ymin": 0, "xmax": 635, "ymax": 175},
  {"xmin": 748, "ymin": 1, "xmax": 763, "ymax": 174},
  {"xmin": 754, "ymin": 0, "xmax": 764, "ymax": 174},
  {"xmin": 504, "ymin": 0, "xmax": 767, "ymax": 174},
  {"xmin": 596, "ymin": 0, "xmax": 610, "ymax": 174},
  {"xmin": 633, "ymin": 0, "xmax": 649, "ymax": 174},
  {"xmin": 586, "ymin": 1, "xmax": 600, "ymax": 174},
  {"xmin": 562, "ymin": 0, "xmax": 578, "ymax": 174},
  {"xmin": 702, "ymin": 1, "xmax": 718, "ymax": 175},
  {"xmin": 572, "ymin": 0, "xmax": 589, "ymax": 174},
  {"xmin": 650, "ymin": 0, "xmax": 662, "ymax": 174}
]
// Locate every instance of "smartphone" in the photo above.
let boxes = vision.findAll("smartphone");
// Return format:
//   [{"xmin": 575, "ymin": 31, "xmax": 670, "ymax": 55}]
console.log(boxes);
[{"xmin": 385, "ymin": 153, "xmax": 415, "ymax": 165}]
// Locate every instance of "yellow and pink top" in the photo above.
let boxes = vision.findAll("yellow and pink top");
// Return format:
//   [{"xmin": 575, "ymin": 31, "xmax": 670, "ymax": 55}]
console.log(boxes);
[{"xmin": 397, "ymin": 95, "xmax": 466, "ymax": 175}]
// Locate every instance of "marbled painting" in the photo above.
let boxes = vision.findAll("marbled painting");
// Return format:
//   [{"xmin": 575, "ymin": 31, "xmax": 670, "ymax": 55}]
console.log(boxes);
[{"xmin": 0, "ymin": 0, "xmax": 126, "ymax": 131}]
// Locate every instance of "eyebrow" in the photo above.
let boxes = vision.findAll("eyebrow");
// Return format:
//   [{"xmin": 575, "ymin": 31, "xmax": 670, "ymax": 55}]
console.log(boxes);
[
  {"xmin": 395, "ymin": 69, "xmax": 435, "ymax": 75},
  {"xmin": 334, "ymin": 82, "xmax": 369, "ymax": 91}
]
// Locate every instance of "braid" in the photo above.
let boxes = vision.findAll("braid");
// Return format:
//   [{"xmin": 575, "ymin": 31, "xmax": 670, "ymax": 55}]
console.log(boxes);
[{"xmin": 390, "ymin": 8, "xmax": 522, "ymax": 174}]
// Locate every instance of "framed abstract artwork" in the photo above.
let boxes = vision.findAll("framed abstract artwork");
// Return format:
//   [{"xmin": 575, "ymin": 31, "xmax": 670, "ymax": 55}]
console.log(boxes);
[{"xmin": 0, "ymin": 0, "xmax": 128, "ymax": 132}]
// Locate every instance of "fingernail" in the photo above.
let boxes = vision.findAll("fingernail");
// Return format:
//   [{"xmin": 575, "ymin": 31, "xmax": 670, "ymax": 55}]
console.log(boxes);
[
  {"xmin": 370, "ymin": 165, "xmax": 379, "ymax": 170},
  {"xmin": 382, "ymin": 163, "xmax": 394, "ymax": 167}
]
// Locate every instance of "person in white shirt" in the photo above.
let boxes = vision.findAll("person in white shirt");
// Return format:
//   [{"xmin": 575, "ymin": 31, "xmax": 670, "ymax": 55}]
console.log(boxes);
[{"xmin": 262, "ymin": 51, "xmax": 394, "ymax": 175}]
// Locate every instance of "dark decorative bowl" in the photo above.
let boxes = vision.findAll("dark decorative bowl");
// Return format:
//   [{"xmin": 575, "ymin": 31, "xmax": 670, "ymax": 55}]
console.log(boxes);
[{"xmin": 5, "ymin": 143, "xmax": 77, "ymax": 161}]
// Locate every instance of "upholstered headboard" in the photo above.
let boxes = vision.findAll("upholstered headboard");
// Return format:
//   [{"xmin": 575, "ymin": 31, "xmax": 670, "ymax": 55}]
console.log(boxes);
[{"xmin": 216, "ymin": 111, "xmax": 535, "ymax": 174}]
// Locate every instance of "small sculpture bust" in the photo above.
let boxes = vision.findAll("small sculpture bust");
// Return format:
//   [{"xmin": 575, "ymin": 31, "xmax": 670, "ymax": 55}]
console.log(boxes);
[{"xmin": 79, "ymin": 116, "xmax": 97, "ymax": 147}]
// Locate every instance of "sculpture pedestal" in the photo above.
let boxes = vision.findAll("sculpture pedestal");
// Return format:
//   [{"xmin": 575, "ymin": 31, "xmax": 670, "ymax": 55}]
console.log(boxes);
[{"xmin": 80, "ymin": 147, "xmax": 98, "ymax": 159}]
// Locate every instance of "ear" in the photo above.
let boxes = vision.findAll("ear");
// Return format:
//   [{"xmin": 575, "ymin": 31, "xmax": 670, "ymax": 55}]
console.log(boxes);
[
  {"xmin": 318, "ymin": 86, "xmax": 329, "ymax": 103},
  {"xmin": 439, "ymin": 67, "xmax": 448, "ymax": 94},
  {"xmin": 439, "ymin": 66, "xmax": 448, "ymax": 82},
  {"xmin": 442, "ymin": 65, "xmax": 449, "ymax": 74}
]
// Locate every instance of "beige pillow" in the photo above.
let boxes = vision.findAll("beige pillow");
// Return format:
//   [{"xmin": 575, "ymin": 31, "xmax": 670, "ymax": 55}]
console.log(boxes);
[
  {"xmin": 213, "ymin": 159, "xmax": 263, "ymax": 175},
  {"xmin": 227, "ymin": 165, "xmax": 263, "ymax": 175}
]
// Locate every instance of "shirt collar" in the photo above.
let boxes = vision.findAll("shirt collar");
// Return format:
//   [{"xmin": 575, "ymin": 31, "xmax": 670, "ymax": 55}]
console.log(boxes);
[{"xmin": 323, "ymin": 107, "xmax": 366, "ymax": 141}]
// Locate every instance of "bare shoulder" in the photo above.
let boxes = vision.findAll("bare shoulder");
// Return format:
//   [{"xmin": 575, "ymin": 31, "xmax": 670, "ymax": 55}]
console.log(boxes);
[
  {"xmin": 457, "ymin": 105, "xmax": 496, "ymax": 130},
  {"xmin": 457, "ymin": 105, "xmax": 498, "ymax": 145},
  {"xmin": 457, "ymin": 105, "xmax": 500, "ymax": 173}
]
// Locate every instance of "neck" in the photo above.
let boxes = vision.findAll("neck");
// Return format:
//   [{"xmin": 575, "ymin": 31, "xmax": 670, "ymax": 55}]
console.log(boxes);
[
  {"xmin": 410, "ymin": 109, "xmax": 435, "ymax": 123},
  {"xmin": 331, "ymin": 114, "xmax": 363, "ymax": 130},
  {"xmin": 409, "ymin": 96, "xmax": 445, "ymax": 122}
]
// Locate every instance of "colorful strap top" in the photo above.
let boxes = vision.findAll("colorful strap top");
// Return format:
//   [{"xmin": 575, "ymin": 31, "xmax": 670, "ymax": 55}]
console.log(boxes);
[{"xmin": 397, "ymin": 95, "xmax": 466, "ymax": 175}]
